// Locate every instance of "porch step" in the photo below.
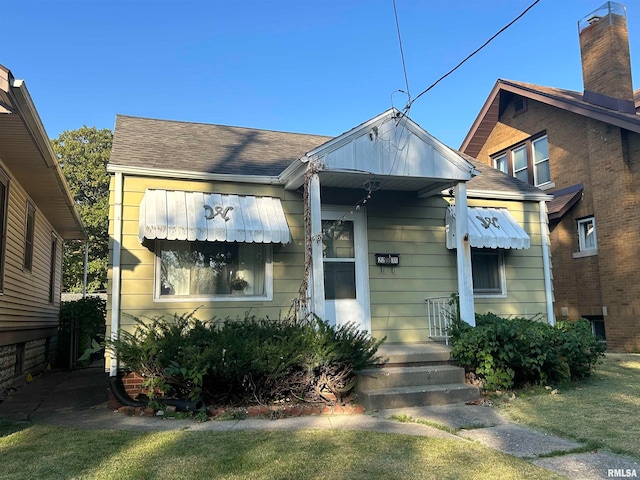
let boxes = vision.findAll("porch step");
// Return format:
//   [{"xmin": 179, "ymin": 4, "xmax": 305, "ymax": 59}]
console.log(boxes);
[
  {"xmin": 356, "ymin": 365, "xmax": 465, "ymax": 391},
  {"xmin": 356, "ymin": 343, "xmax": 479, "ymax": 409},
  {"xmin": 357, "ymin": 383, "xmax": 479, "ymax": 410},
  {"xmin": 376, "ymin": 343, "xmax": 454, "ymax": 367}
]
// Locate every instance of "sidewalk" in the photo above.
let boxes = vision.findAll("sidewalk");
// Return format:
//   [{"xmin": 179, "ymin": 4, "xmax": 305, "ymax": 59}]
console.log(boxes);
[{"xmin": 1, "ymin": 365, "xmax": 638, "ymax": 480}]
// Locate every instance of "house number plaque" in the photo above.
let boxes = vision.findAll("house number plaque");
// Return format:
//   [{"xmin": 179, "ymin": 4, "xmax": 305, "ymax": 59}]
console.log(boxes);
[{"xmin": 375, "ymin": 253, "xmax": 399, "ymax": 266}]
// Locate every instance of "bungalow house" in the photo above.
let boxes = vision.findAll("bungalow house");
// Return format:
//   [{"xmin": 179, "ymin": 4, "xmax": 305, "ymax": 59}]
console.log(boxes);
[
  {"xmin": 0, "ymin": 65, "xmax": 85, "ymax": 395},
  {"xmin": 106, "ymin": 108, "xmax": 552, "ymax": 406},
  {"xmin": 460, "ymin": 1, "xmax": 640, "ymax": 351}
]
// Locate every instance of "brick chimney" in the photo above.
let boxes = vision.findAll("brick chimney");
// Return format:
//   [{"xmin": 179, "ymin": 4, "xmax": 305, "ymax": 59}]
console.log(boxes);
[{"xmin": 579, "ymin": 2, "xmax": 635, "ymax": 113}]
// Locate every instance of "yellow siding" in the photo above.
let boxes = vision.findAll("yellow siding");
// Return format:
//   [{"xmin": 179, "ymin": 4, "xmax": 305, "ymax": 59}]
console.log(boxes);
[{"xmin": 108, "ymin": 174, "xmax": 550, "ymax": 345}]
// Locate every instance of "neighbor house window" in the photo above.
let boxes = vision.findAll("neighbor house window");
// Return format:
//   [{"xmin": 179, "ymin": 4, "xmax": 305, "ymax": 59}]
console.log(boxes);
[
  {"xmin": 577, "ymin": 217, "xmax": 597, "ymax": 252},
  {"xmin": 471, "ymin": 248, "xmax": 505, "ymax": 296},
  {"xmin": 156, "ymin": 240, "xmax": 270, "ymax": 299},
  {"xmin": 23, "ymin": 202, "xmax": 36, "ymax": 271},
  {"xmin": 491, "ymin": 134, "xmax": 551, "ymax": 187},
  {"xmin": 0, "ymin": 169, "xmax": 9, "ymax": 292},
  {"xmin": 49, "ymin": 234, "xmax": 58, "ymax": 303}
]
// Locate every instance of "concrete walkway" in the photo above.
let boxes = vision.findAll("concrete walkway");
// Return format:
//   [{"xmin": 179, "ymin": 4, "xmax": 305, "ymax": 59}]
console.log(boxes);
[{"xmin": 1, "ymin": 365, "xmax": 638, "ymax": 480}]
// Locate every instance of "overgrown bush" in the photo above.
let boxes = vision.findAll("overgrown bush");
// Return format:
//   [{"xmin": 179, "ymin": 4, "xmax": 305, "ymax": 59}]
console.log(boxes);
[
  {"xmin": 57, "ymin": 296, "xmax": 107, "ymax": 368},
  {"xmin": 450, "ymin": 314, "xmax": 606, "ymax": 391},
  {"xmin": 111, "ymin": 311, "xmax": 384, "ymax": 406}
]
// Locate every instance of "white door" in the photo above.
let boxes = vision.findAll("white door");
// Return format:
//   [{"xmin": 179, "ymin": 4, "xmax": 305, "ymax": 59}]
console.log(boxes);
[{"xmin": 322, "ymin": 207, "xmax": 371, "ymax": 332}]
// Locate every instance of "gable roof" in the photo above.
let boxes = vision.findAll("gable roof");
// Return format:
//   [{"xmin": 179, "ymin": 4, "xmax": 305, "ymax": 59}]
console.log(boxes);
[
  {"xmin": 0, "ymin": 65, "xmax": 85, "ymax": 240},
  {"xmin": 461, "ymin": 79, "xmax": 640, "ymax": 158},
  {"xmin": 109, "ymin": 115, "xmax": 331, "ymax": 177}
]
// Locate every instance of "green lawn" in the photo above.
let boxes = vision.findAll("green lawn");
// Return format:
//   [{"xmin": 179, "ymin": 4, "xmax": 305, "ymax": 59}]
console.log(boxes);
[
  {"xmin": 499, "ymin": 353, "xmax": 640, "ymax": 459},
  {"xmin": 0, "ymin": 422, "xmax": 563, "ymax": 480}
]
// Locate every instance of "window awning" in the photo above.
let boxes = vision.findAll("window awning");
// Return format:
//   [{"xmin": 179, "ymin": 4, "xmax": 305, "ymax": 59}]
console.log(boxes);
[
  {"xmin": 138, "ymin": 189, "xmax": 291, "ymax": 244},
  {"xmin": 446, "ymin": 206, "xmax": 530, "ymax": 249}
]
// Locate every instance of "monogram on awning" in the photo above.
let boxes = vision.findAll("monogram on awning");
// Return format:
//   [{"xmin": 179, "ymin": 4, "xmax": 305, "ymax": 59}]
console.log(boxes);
[
  {"xmin": 138, "ymin": 189, "xmax": 291, "ymax": 244},
  {"xmin": 446, "ymin": 206, "xmax": 530, "ymax": 249}
]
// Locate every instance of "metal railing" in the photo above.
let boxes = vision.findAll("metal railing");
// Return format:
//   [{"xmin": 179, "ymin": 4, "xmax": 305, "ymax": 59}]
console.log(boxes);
[{"xmin": 425, "ymin": 295, "xmax": 457, "ymax": 345}]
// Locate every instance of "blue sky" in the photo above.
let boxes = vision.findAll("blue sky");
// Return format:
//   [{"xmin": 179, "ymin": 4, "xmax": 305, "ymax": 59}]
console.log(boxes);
[{"xmin": 3, "ymin": 0, "xmax": 639, "ymax": 149}]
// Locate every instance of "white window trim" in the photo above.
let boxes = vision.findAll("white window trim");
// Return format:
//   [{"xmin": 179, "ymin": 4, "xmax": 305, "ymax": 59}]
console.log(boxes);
[
  {"xmin": 153, "ymin": 243, "xmax": 274, "ymax": 302},
  {"xmin": 472, "ymin": 249, "xmax": 507, "ymax": 298},
  {"xmin": 577, "ymin": 216, "xmax": 597, "ymax": 253},
  {"xmin": 532, "ymin": 136, "xmax": 551, "ymax": 187},
  {"xmin": 512, "ymin": 145, "xmax": 528, "ymax": 182},
  {"xmin": 494, "ymin": 153, "xmax": 508, "ymax": 174}
]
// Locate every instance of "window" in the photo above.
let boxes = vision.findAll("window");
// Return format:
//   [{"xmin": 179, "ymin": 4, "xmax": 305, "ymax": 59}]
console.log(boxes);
[
  {"xmin": 156, "ymin": 240, "xmax": 270, "ymax": 299},
  {"xmin": 471, "ymin": 248, "xmax": 505, "ymax": 296},
  {"xmin": 494, "ymin": 154, "xmax": 508, "ymax": 173},
  {"xmin": 577, "ymin": 217, "xmax": 597, "ymax": 252},
  {"xmin": 49, "ymin": 234, "xmax": 58, "ymax": 303},
  {"xmin": 491, "ymin": 134, "xmax": 551, "ymax": 187},
  {"xmin": 0, "ymin": 169, "xmax": 9, "ymax": 292},
  {"xmin": 24, "ymin": 202, "xmax": 36, "ymax": 271},
  {"xmin": 322, "ymin": 220, "xmax": 356, "ymax": 300}
]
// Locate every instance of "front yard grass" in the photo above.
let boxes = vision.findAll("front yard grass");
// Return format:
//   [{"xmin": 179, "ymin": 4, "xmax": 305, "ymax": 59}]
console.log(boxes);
[
  {"xmin": 0, "ymin": 422, "xmax": 564, "ymax": 480},
  {"xmin": 498, "ymin": 353, "xmax": 640, "ymax": 459}
]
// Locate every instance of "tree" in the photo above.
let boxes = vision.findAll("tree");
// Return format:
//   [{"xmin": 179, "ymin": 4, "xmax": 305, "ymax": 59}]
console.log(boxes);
[{"xmin": 52, "ymin": 126, "xmax": 112, "ymax": 293}]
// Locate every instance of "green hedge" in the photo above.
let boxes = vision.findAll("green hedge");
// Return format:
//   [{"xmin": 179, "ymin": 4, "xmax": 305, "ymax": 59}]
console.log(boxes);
[
  {"xmin": 57, "ymin": 296, "xmax": 106, "ymax": 368},
  {"xmin": 111, "ymin": 312, "xmax": 384, "ymax": 405},
  {"xmin": 450, "ymin": 314, "xmax": 606, "ymax": 391}
]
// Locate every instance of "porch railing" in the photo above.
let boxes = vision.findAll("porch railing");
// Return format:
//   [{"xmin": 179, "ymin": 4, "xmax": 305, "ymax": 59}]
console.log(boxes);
[{"xmin": 425, "ymin": 295, "xmax": 457, "ymax": 345}]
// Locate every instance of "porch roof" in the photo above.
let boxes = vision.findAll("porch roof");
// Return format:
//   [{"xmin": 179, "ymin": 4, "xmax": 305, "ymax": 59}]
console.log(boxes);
[
  {"xmin": 138, "ymin": 189, "xmax": 291, "ymax": 244},
  {"xmin": 445, "ymin": 206, "xmax": 531, "ymax": 250}
]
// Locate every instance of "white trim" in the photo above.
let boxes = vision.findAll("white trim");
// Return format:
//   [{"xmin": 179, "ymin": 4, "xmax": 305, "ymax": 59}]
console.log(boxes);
[
  {"xmin": 471, "ymin": 249, "xmax": 507, "ymax": 298},
  {"xmin": 107, "ymin": 164, "xmax": 282, "ymax": 185},
  {"xmin": 539, "ymin": 200, "xmax": 555, "ymax": 326},
  {"xmin": 466, "ymin": 189, "xmax": 552, "ymax": 202},
  {"xmin": 110, "ymin": 171, "xmax": 123, "ymax": 377},
  {"xmin": 309, "ymin": 173, "xmax": 325, "ymax": 320},
  {"xmin": 572, "ymin": 249, "xmax": 598, "ymax": 259},
  {"xmin": 455, "ymin": 182, "xmax": 475, "ymax": 327}
]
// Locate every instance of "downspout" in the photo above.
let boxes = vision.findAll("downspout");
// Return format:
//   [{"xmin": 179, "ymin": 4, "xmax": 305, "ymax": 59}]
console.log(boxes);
[
  {"xmin": 109, "ymin": 171, "xmax": 123, "ymax": 377},
  {"xmin": 82, "ymin": 242, "xmax": 88, "ymax": 298},
  {"xmin": 539, "ymin": 200, "xmax": 555, "ymax": 326}
]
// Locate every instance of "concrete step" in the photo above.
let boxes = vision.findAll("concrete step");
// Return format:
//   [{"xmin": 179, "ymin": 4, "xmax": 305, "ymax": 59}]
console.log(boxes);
[
  {"xmin": 356, "ymin": 365, "xmax": 465, "ymax": 391},
  {"xmin": 357, "ymin": 383, "xmax": 480, "ymax": 410},
  {"xmin": 376, "ymin": 343, "xmax": 454, "ymax": 366}
]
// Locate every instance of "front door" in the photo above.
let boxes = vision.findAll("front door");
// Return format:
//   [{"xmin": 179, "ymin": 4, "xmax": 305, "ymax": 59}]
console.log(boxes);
[{"xmin": 322, "ymin": 207, "xmax": 370, "ymax": 332}]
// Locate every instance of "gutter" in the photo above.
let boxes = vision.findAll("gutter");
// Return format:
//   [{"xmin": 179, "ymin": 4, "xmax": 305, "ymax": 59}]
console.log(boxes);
[{"xmin": 107, "ymin": 164, "xmax": 282, "ymax": 185}]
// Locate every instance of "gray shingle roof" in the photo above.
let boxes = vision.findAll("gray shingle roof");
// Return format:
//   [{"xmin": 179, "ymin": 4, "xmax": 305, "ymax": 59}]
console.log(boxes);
[{"xmin": 110, "ymin": 115, "xmax": 332, "ymax": 176}]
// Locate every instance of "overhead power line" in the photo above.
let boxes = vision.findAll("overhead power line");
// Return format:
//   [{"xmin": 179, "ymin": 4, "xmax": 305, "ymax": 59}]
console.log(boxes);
[
  {"xmin": 393, "ymin": 0, "xmax": 411, "ymax": 102},
  {"xmin": 404, "ymin": 0, "xmax": 541, "ymax": 112}
]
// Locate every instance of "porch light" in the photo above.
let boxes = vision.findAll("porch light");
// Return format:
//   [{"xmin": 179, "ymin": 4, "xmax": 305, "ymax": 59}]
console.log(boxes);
[{"xmin": 363, "ymin": 178, "xmax": 382, "ymax": 192}]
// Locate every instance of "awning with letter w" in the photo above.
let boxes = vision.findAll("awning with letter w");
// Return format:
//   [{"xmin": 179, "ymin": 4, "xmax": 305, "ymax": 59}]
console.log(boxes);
[
  {"xmin": 446, "ymin": 206, "xmax": 530, "ymax": 249},
  {"xmin": 138, "ymin": 189, "xmax": 291, "ymax": 244}
]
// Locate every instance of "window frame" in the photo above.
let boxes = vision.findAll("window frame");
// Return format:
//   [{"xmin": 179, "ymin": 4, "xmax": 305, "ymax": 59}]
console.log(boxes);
[
  {"xmin": 577, "ymin": 216, "xmax": 597, "ymax": 252},
  {"xmin": 23, "ymin": 201, "xmax": 36, "ymax": 271},
  {"xmin": 471, "ymin": 248, "xmax": 506, "ymax": 298},
  {"xmin": 153, "ymin": 240, "xmax": 273, "ymax": 302},
  {"xmin": 491, "ymin": 133, "xmax": 552, "ymax": 188}
]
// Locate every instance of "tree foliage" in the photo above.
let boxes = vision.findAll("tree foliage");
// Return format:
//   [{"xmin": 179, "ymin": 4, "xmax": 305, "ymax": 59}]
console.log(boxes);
[{"xmin": 52, "ymin": 127, "xmax": 112, "ymax": 292}]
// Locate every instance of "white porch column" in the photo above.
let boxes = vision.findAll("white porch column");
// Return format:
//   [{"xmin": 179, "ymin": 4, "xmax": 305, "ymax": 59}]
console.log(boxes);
[
  {"xmin": 455, "ymin": 182, "xmax": 475, "ymax": 326},
  {"xmin": 309, "ymin": 171, "xmax": 326, "ymax": 320}
]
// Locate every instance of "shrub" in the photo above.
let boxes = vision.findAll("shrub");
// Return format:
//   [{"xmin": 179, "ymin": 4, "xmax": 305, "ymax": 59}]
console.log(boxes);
[
  {"xmin": 57, "ymin": 296, "xmax": 107, "ymax": 368},
  {"xmin": 111, "ymin": 311, "xmax": 384, "ymax": 406},
  {"xmin": 450, "ymin": 314, "xmax": 606, "ymax": 391}
]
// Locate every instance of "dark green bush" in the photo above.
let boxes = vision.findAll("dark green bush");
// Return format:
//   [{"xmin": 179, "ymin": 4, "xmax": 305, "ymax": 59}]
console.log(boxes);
[
  {"xmin": 111, "ymin": 311, "xmax": 384, "ymax": 405},
  {"xmin": 450, "ymin": 314, "xmax": 606, "ymax": 391},
  {"xmin": 57, "ymin": 296, "xmax": 107, "ymax": 368}
]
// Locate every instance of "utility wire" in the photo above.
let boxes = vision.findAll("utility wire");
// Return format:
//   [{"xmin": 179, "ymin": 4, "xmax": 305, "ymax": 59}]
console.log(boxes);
[
  {"xmin": 393, "ymin": 0, "xmax": 411, "ymax": 102},
  {"xmin": 405, "ymin": 0, "xmax": 541, "ymax": 111}
]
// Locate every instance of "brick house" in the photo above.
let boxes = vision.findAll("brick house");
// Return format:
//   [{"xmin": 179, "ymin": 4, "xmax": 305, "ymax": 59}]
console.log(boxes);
[{"xmin": 460, "ymin": 2, "xmax": 640, "ymax": 351}]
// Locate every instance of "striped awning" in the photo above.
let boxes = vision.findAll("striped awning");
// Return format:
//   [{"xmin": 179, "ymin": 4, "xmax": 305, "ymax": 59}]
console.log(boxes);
[
  {"xmin": 446, "ymin": 206, "xmax": 530, "ymax": 249},
  {"xmin": 138, "ymin": 189, "xmax": 291, "ymax": 244}
]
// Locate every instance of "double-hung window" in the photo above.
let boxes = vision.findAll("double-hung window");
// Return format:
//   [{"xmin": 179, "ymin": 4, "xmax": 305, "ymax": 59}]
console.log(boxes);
[
  {"xmin": 24, "ymin": 202, "xmax": 36, "ymax": 271},
  {"xmin": 471, "ymin": 248, "xmax": 505, "ymax": 296},
  {"xmin": 492, "ymin": 134, "xmax": 551, "ymax": 188}
]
